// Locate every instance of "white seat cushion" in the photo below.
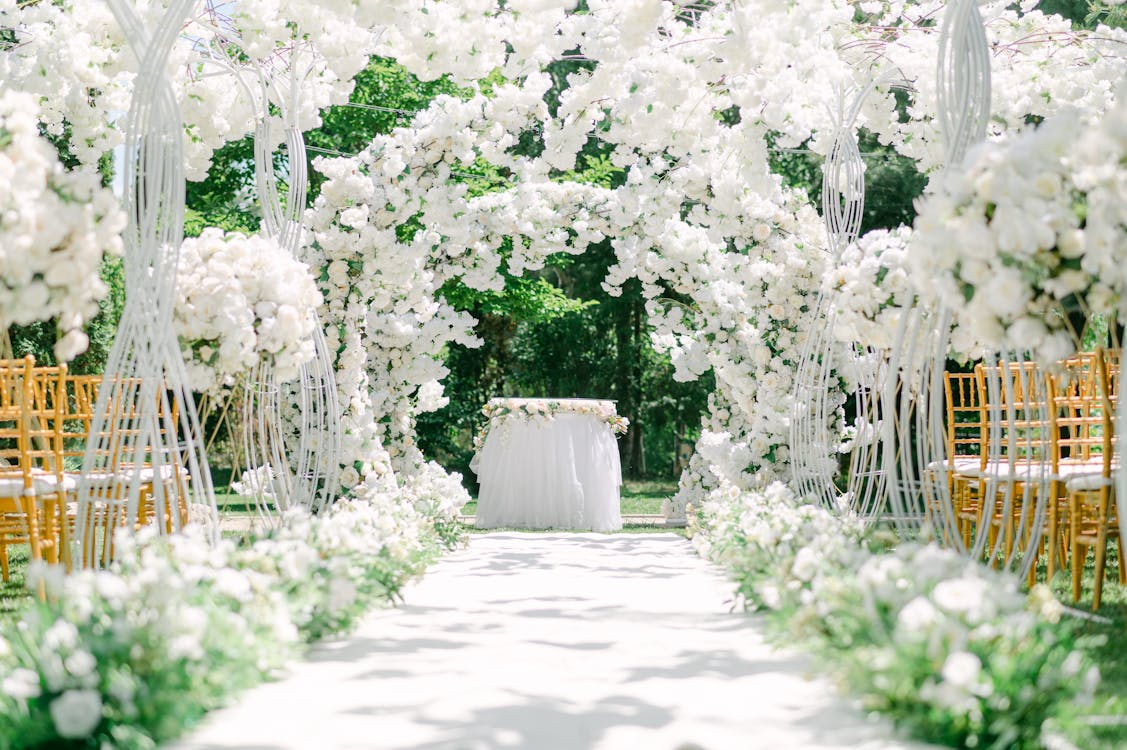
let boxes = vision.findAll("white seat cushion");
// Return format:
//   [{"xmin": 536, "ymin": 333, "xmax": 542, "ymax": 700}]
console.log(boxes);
[
  {"xmin": 927, "ymin": 457, "xmax": 983, "ymax": 473},
  {"xmin": 30, "ymin": 473, "xmax": 78, "ymax": 493},
  {"xmin": 0, "ymin": 477, "xmax": 29, "ymax": 497},
  {"xmin": 1066, "ymin": 471, "xmax": 1118, "ymax": 492}
]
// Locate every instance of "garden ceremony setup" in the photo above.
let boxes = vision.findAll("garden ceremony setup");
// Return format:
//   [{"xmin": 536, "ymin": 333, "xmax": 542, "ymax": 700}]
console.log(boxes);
[{"xmin": 3, "ymin": 0, "xmax": 1127, "ymax": 748}]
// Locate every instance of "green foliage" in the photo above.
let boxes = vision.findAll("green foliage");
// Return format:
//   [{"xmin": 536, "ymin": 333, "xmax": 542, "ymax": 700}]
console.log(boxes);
[
  {"xmin": 1035, "ymin": 0, "xmax": 1099, "ymax": 25},
  {"xmin": 183, "ymin": 137, "xmax": 261, "ymax": 236},
  {"xmin": 1084, "ymin": 0, "xmax": 1127, "ymax": 28},
  {"xmin": 769, "ymin": 130, "xmax": 927, "ymax": 234}
]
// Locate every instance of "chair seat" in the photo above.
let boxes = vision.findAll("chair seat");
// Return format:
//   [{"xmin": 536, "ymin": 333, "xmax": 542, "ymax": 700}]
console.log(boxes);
[
  {"xmin": 65, "ymin": 464, "xmax": 188, "ymax": 490},
  {"xmin": 961, "ymin": 460, "xmax": 1114, "ymax": 482},
  {"xmin": 928, "ymin": 457, "xmax": 983, "ymax": 472},
  {"xmin": 0, "ymin": 472, "xmax": 75, "ymax": 496},
  {"xmin": 1066, "ymin": 471, "xmax": 1118, "ymax": 492}
]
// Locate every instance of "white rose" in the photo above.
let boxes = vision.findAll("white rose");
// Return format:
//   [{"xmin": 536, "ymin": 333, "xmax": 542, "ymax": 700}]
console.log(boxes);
[
  {"xmin": 791, "ymin": 546, "xmax": 820, "ymax": 582},
  {"xmin": 897, "ymin": 596, "xmax": 939, "ymax": 631},
  {"xmin": 940, "ymin": 651, "xmax": 982, "ymax": 691},
  {"xmin": 3, "ymin": 668, "xmax": 41, "ymax": 700},
  {"xmin": 49, "ymin": 689, "xmax": 103, "ymax": 739},
  {"xmin": 931, "ymin": 577, "xmax": 991, "ymax": 620},
  {"xmin": 64, "ymin": 650, "xmax": 97, "ymax": 680}
]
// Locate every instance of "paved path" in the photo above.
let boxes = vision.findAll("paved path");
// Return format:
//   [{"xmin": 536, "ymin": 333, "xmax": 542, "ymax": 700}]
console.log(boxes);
[{"xmin": 170, "ymin": 533, "xmax": 934, "ymax": 750}]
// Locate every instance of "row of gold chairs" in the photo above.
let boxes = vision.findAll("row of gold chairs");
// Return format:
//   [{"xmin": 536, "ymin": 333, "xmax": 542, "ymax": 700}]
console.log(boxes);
[
  {"xmin": 940, "ymin": 349, "xmax": 1122, "ymax": 609},
  {"xmin": 0, "ymin": 356, "xmax": 191, "ymax": 578}
]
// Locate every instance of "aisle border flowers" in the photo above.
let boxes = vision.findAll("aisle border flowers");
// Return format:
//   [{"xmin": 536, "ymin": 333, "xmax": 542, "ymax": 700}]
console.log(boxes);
[
  {"xmin": 0, "ymin": 489, "xmax": 462, "ymax": 750},
  {"xmin": 690, "ymin": 482, "xmax": 1101, "ymax": 750}
]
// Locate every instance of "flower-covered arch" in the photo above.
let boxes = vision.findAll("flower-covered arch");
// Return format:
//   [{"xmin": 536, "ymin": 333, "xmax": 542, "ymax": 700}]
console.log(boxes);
[{"xmin": 3, "ymin": 0, "xmax": 1126, "ymax": 526}]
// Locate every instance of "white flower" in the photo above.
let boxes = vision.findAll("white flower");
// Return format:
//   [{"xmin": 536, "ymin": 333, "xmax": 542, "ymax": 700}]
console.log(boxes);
[
  {"xmin": 49, "ymin": 689, "xmax": 103, "ymax": 739},
  {"xmin": 2, "ymin": 668, "xmax": 41, "ymax": 700},
  {"xmin": 176, "ymin": 229, "xmax": 321, "ymax": 393},
  {"xmin": 940, "ymin": 651, "xmax": 982, "ymax": 691},
  {"xmin": 327, "ymin": 577, "xmax": 358, "ymax": 614},
  {"xmin": 63, "ymin": 650, "xmax": 97, "ymax": 680},
  {"xmin": 931, "ymin": 577, "xmax": 991, "ymax": 621},
  {"xmin": 791, "ymin": 546, "xmax": 820, "ymax": 582},
  {"xmin": 898, "ymin": 596, "xmax": 940, "ymax": 631}
]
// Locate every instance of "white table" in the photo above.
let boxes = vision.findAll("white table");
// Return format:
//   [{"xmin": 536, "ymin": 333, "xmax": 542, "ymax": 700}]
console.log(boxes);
[{"xmin": 473, "ymin": 398, "xmax": 623, "ymax": 531}]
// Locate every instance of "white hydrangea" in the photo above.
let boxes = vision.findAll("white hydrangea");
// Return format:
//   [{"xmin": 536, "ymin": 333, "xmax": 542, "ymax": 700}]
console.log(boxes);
[
  {"xmin": 175, "ymin": 229, "xmax": 322, "ymax": 393},
  {"xmin": 825, "ymin": 227, "xmax": 913, "ymax": 351},
  {"xmin": 909, "ymin": 104, "xmax": 1127, "ymax": 362}
]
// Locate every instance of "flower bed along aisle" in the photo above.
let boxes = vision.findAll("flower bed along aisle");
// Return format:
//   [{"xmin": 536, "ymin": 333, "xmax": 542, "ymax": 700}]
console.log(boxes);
[
  {"xmin": 0, "ymin": 488, "xmax": 463, "ymax": 750},
  {"xmin": 690, "ymin": 482, "xmax": 1102, "ymax": 750}
]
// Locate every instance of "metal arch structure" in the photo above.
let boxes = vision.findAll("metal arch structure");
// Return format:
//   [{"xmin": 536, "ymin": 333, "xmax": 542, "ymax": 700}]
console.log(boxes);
[
  {"xmin": 789, "ymin": 86, "xmax": 867, "ymax": 506},
  {"xmin": 186, "ymin": 28, "xmax": 343, "ymax": 523},
  {"xmin": 936, "ymin": 0, "xmax": 992, "ymax": 168},
  {"xmin": 74, "ymin": 0, "xmax": 219, "ymax": 567},
  {"xmin": 249, "ymin": 46, "xmax": 343, "ymax": 520},
  {"xmin": 879, "ymin": 1, "xmax": 1066, "ymax": 577},
  {"xmin": 790, "ymin": 75, "xmax": 908, "ymax": 514}
]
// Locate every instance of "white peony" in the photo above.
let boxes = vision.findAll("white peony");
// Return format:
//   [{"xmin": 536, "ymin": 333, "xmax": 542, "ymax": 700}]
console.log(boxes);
[
  {"xmin": 940, "ymin": 651, "xmax": 982, "ymax": 691},
  {"xmin": 49, "ymin": 689, "xmax": 103, "ymax": 739},
  {"xmin": 176, "ymin": 229, "xmax": 321, "ymax": 393}
]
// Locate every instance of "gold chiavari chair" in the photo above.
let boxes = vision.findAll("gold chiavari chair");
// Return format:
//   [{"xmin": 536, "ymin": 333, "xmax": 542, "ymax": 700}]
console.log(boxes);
[
  {"xmin": 1066, "ymin": 348, "xmax": 1123, "ymax": 609},
  {"xmin": 23, "ymin": 359, "xmax": 71, "ymax": 570},
  {"xmin": 971, "ymin": 360, "xmax": 1051, "ymax": 566},
  {"xmin": 0, "ymin": 357, "xmax": 39, "ymax": 581},
  {"xmin": 66, "ymin": 374, "xmax": 191, "ymax": 568},
  {"xmin": 940, "ymin": 371, "xmax": 989, "ymax": 547},
  {"xmin": 0, "ymin": 357, "xmax": 70, "ymax": 579},
  {"xmin": 1039, "ymin": 351, "xmax": 1108, "ymax": 582}
]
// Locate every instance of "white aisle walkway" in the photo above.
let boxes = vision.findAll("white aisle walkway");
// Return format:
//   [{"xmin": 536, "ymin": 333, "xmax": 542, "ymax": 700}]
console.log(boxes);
[{"xmin": 170, "ymin": 533, "xmax": 934, "ymax": 750}]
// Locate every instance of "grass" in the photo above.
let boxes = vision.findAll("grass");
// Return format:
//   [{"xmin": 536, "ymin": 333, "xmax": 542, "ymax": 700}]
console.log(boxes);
[
  {"xmin": 1043, "ymin": 540, "xmax": 1127, "ymax": 750},
  {"xmin": 460, "ymin": 478, "xmax": 675, "ymax": 519},
  {"xmin": 0, "ymin": 544, "xmax": 29, "ymax": 624}
]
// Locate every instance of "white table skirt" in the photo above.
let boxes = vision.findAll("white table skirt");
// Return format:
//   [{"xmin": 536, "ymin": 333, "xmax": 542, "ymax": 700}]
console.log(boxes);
[{"xmin": 475, "ymin": 412, "xmax": 623, "ymax": 531}]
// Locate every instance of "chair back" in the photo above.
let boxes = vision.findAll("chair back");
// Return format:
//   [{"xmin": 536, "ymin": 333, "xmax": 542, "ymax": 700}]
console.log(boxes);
[
  {"xmin": 0, "ymin": 357, "xmax": 33, "ymax": 490},
  {"xmin": 943, "ymin": 370, "xmax": 987, "ymax": 467},
  {"xmin": 976, "ymin": 359, "xmax": 1052, "ymax": 468}
]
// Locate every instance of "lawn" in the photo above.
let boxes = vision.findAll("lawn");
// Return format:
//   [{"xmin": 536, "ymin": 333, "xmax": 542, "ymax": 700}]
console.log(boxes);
[
  {"xmin": 0, "ymin": 544, "xmax": 29, "ymax": 624},
  {"xmin": 459, "ymin": 478, "xmax": 675, "ymax": 518},
  {"xmin": 1045, "ymin": 540, "xmax": 1127, "ymax": 750}
]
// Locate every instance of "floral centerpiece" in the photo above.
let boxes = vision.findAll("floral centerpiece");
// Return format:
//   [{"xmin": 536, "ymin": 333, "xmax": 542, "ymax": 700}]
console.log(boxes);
[
  {"xmin": 175, "ymin": 228, "xmax": 322, "ymax": 393},
  {"xmin": 472, "ymin": 397, "xmax": 629, "ymax": 456},
  {"xmin": 0, "ymin": 90, "xmax": 125, "ymax": 361}
]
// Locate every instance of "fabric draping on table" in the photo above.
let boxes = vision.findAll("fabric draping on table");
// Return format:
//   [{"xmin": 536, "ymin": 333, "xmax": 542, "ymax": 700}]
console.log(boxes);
[{"xmin": 475, "ymin": 412, "xmax": 622, "ymax": 531}]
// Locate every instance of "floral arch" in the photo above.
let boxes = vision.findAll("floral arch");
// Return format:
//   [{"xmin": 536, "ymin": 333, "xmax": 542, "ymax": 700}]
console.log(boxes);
[
  {"xmin": 3, "ymin": 3, "xmax": 1127, "ymax": 747},
  {"xmin": 2, "ymin": 0, "xmax": 1127, "ymax": 530}
]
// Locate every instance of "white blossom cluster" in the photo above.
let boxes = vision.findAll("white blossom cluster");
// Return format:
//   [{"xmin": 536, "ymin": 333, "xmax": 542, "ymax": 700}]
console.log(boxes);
[
  {"xmin": 175, "ymin": 229, "xmax": 321, "ymax": 393},
  {"xmin": 690, "ymin": 480, "xmax": 865, "ymax": 611},
  {"xmin": 0, "ymin": 91, "xmax": 125, "ymax": 361},
  {"xmin": 908, "ymin": 100, "xmax": 1127, "ymax": 363},
  {"xmin": 810, "ymin": 542, "xmax": 1099, "ymax": 733},
  {"xmin": 848, "ymin": 1, "xmax": 1127, "ymax": 172},
  {"xmin": 0, "ymin": 487, "xmax": 439, "ymax": 743},
  {"xmin": 0, "ymin": 526, "xmax": 297, "ymax": 743},
  {"xmin": 692, "ymin": 480, "xmax": 1099, "ymax": 746},
  {"xmin": 825, "ymin": 227, "xmax": 914, "ymax": 351}
]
